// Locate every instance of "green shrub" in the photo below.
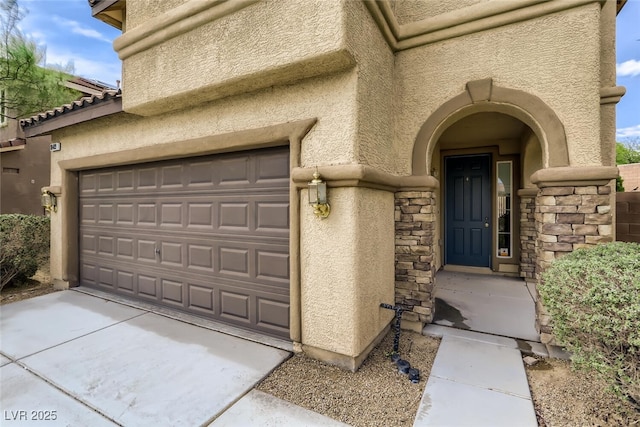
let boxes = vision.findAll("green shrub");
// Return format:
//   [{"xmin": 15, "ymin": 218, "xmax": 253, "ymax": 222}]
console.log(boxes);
[
  {"xmin": 0, "ymin": 214, "xmax": 50, "ymax": 290},
  {"xmin": 539, "ymin": 242, "xmax": 640, "ymax": 410}
]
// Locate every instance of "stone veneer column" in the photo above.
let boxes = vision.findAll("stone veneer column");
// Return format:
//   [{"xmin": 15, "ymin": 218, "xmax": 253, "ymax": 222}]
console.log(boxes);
[
  {"xmin": 394, "ymin": 191, "xmax": 436, "ymax": 331},
  {"xmin": 534, "ymin": 184, "xmax": 613, "ymax": 344},
  {"xmin": 518, "ymin": 189, "xmax": 538, "ymax": 281}
]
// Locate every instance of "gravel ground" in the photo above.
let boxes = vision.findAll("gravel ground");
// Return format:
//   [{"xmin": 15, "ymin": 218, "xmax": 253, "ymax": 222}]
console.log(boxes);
[
  {"xmin": 259, "ymin": 328, "xmax": 639, "ymax": 427},
  {"xmin": 257, "ymin": 329, "xmax": 440, "ymax": 427},
  {"xmin": 526, "ymin": 358, "xmax": 640, "ymax": 427}
]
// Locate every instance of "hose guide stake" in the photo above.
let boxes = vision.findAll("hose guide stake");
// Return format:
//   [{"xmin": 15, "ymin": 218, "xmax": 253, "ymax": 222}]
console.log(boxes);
[{"xmin": 380, "ymin": 303, "xmax": 420, "ymax": 384}]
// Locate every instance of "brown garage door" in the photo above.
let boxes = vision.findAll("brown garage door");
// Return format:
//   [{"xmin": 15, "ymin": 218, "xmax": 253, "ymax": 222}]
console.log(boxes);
[{"xmin": 79, "ymin": 146, "xmax": 290, "ymax": 339}]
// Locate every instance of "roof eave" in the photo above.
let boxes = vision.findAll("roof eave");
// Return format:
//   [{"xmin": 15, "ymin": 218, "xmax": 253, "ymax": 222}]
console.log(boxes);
[
  {"xmin": 22, "ymin": 96, "xmax": 123, "ymax": 138},
  {"xmin": 90, "ymin": 0, "xmax": 125, "ymax": 30}
]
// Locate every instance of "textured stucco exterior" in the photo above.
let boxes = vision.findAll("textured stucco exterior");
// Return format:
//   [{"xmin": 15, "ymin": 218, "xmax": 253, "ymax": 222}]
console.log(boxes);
[
  {"xmin": 393, "ymin": 3, "xmax": 602, "ymax": 176},
  {"xmin": 31, "ymin": 0, "xmax": 624, "ymax": 368}
]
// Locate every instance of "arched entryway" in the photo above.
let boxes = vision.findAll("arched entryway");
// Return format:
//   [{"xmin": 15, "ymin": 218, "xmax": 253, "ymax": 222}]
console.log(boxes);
[
  {"xmin": 395, "ymin": 79, "xmax": 570, "ymax": 341},
  {"xmin": 431, "ymin": 111, "xmax": 540, "ymax": 340}
]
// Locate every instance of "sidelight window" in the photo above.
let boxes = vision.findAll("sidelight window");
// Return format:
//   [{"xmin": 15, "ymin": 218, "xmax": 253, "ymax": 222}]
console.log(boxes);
[{"xmin": 496, "ymin": 161, "xmax": 512, "ymax": 258}]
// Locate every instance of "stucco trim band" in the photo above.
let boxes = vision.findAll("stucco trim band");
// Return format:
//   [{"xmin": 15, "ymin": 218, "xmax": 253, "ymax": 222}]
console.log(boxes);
[
  {"xmin": 114, "ymin": 0, "xmax": 260, "ymax": 60},
  {"xmin": 517, "ymin": 188, "xmax": 539, "ymax": 197},
  {"xmin": 364, "ymin": 0, "xmax": 604, "ymax": 52},
  {"xmin": 412, "ymin": 79, "xmax": 568, "ymax": 174},
  {"xmin": 600, "ymin": 85, "xmax": 626, "ymax": 104},
  {"xmin": 58, "ymin": 119, "xmax": 315, "ymax": 171},
  {"xmin": 291, "ymin": 165, "xmax": 439, "ymax": 192},
  {"xmin": 531, "ymin": 166, "xmax": 618, "ymax": 187}
]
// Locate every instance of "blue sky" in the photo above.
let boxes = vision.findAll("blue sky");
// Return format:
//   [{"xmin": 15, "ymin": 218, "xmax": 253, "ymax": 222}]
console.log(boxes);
[
  {"xmin": 15, "ymin": 0, "xmax": 640, "ymax": 143},
  {"xmin": 18, "ymin": 0, "xmax": 121, "ymax": 87},
  {"xmin": 616, "ymin": 0, "xmax": 640, "ymax": 144}
]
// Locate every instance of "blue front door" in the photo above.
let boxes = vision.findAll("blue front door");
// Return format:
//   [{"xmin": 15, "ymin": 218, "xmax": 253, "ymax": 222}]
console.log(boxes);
[{"xmin": 445, "ymin": 154, "xmax": 492, "ymax": 267}]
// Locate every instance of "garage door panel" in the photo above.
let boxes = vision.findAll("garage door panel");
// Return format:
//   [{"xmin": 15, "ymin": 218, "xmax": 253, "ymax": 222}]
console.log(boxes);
[
  {"xmin": 117, "ymin": 271, "xmax": 135, "ymax": 292},
  {"xmin": 81, "ymin": 173, "xmax": 97, "ymax": 192},
  {"xmin": 98, "ymin": 236, "xmax": 114, "ymax": 255},
  {"xmin": 138, "ymin": 275, "xmax": 158, "ymax": 298},
  {"xmin": 257, "ymin": 251, "xmax": 289, "ymax": 284},
  {"xmin": 188, "ymin": 284, "xmax": 215, "ymax": 313},
  {"xmin": 160, "ymin": 202, "xmax": 183, "ymax": 227},
  {"xmin": 187, "ymin": 160, "xmax": 216, "ymax": 186},
  {"xmin": 99, "ymin": 172, "xmax": 114, "ymax": 191},
  {"xmin": 138, "ymin": 167, "xmax": 158, "ymax": 189},
  {"xmin": 219, "ymin": 202, "xmax": 249, "ymax": 229},
  {"xmin": 256, "ymin": 202, "xmax": 289, "ymax": 231},
  {"xmin": 117, "ymin": 170, "xmax": 134, "ymax": 189},
  {"xmin": 219, "ymin": 157, "xmax": 250, "ymax": 185},
  {"xmin": 137, "ymin": 203, "xmax": 157, "ymax": 225},
  {"xmin": 98, "ymin": 267, "xmax": 115, "ymax": 287},
  {"xmin": 81, "ymin": 203, "xmax": 97, "ymax": 222},
  {"xmin": 256, "ymin": 151, "xmax": 290, "ymax": 182},
  {"xmin": 80, "ymin": 146, "xmax": 290, "ymax": 339},
  {"xmin": 117, "ymin": 203, "xmax": 135, "ymax": 224},
  {"xmin": 98, "ymin": 204, "xmax": 114, "ymax": 224},
  {"xmin": 220, "ymin": 291, "xmax": 250, "ymax": 323},
  {"xmin": 219, "ymin": 247, "xmax": 250, "ymax": 277},
  {"xmin": 161, "ymin": 164, "xmax": 184, "ymax": 188},
  {"xmin": 187, "ymin": 244, "xmax": 214, "ymax": 271},
  {"xmin": 161, "ymin": 279, "xmax": 184, "ymax": 305},
  {"xmin": 187, "ymin": 202, "xmax": 214, "ymax": 227},
  {"xmin": 257, "ymin": 298, "xmax": 290, "ymax": 333}
]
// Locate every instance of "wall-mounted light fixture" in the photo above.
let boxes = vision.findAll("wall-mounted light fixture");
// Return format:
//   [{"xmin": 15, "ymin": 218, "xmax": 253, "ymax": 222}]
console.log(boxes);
[
  {"xmin": 308, "ymin": 170, "xmax": 330, "ymax": 218},
  {"xmin": 41, "ymin": 190, "xmax": 57, "ymax": 213}
]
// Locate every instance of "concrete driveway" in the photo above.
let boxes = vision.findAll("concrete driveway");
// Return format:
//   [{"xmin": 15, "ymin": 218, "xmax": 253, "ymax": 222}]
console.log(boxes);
[{"xmin": 1, "ymin": 290, "xmax": 293, "ymax": 426}]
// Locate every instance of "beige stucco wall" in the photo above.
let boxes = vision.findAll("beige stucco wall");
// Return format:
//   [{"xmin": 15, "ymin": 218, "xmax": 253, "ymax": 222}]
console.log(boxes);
[
  {"xmin": 51, "ymin": 72, "xmax": 358, "ymax": 180},
  {"xmin": 393, "ymin": 3, "xmax": 602, "ymax": 175},
  {"xmin": 300, "ymin": 187, "xmax": 394, "ymax": 358},
  {"xmin": 344, "ymin": 0, "xmax": 395, "ymax": 173},
  {"xmin": 119, "ymin": 0, "xmax": 354, "ymax": 117},
  {"xmin": 125, "ymin": 0, "xmax": 186, "ymax": 29},
  {"xmin": 391, "ymin": 0, "xmax": 489, "ymax": 25}
]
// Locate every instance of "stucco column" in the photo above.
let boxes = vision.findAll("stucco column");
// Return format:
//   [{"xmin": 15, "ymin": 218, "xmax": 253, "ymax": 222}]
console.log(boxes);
[{"xmin": 299, "ymin": 187, "xmax": 395, "ymax": 371}]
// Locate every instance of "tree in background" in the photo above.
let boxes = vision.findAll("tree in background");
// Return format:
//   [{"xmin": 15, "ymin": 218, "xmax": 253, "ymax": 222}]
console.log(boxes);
[
  {"xmin": 616, "ymin": 141, "xmax": 640, "ymax": 192},
  {"xmin": 1, "ymin": 0, "xmax": 80, "ymax": 121},
  {"xmin": 616, "ymin": 141, "xmax": 640, "ymax": 165}
]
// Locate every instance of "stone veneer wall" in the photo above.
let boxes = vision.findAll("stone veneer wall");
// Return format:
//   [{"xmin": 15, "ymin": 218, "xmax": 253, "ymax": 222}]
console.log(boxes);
[
  {"xmin": 534, "ymin": 184, "xmax": 613, "ymax": 344},
  {"xmin": 394, "ymin": 191, "xmax": 437, "ymax": 326},
  {"xmin": 519, "ymin": 192, "xmax": 537, "ymax": 281}
]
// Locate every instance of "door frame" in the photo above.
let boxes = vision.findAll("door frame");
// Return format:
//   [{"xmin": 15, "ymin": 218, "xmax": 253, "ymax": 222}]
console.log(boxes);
[{"xmin": 440, "ymin": 147, "xmax": 521, "ymax": 273}]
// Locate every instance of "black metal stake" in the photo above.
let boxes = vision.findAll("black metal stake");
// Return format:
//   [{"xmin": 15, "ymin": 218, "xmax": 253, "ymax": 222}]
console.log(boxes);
[
  {"xmin": 380, "ymin": 303, "xmax": 420, "ymax": 384},
  {"xmin": 380, "ymin": 303, "xmax": 405, "ymax": 354}
]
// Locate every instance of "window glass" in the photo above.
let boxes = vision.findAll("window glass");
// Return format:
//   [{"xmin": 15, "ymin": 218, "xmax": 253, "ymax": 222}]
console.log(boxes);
[{"xmin": 497, "ymin": 161, "xmax": 512, "ymax": 258}]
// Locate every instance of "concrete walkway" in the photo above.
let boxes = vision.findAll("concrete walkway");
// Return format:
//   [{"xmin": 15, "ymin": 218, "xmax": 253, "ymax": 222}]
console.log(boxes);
[
  {"xmin": 433, "ymin": 271, "xmax": 539, "ymax": 342},
  {"xmin": 2, "ymin": 290, "xmax": 541, "ymax": 426},
  {"xmin": 0, "ymin": 291, "xmax": 345, "ymax": 426},
  {"xmin": 414, "ymin": 325, "xmax": 538, "ymax": 427}
]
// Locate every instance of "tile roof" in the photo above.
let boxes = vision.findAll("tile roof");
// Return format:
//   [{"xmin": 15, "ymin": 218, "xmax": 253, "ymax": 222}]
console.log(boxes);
[{"xmin": 20, "ymin": 89, "xmax": 122, "ymax": 129}]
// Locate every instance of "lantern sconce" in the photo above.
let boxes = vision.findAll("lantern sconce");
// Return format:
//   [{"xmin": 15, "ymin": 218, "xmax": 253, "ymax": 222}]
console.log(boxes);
[
  {"xmin": 308, "ymin": 170, "xmax": 330, "ymax": 218},
  {"xmin": 41, "ymin": 189, "xmax": 57, "ymax": 213}
]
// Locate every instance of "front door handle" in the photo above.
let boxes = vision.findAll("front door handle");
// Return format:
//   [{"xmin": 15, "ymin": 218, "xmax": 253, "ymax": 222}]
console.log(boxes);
[{"xmin": 484, "ymin": 217, "xmax": 489, "ymax": 228}]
